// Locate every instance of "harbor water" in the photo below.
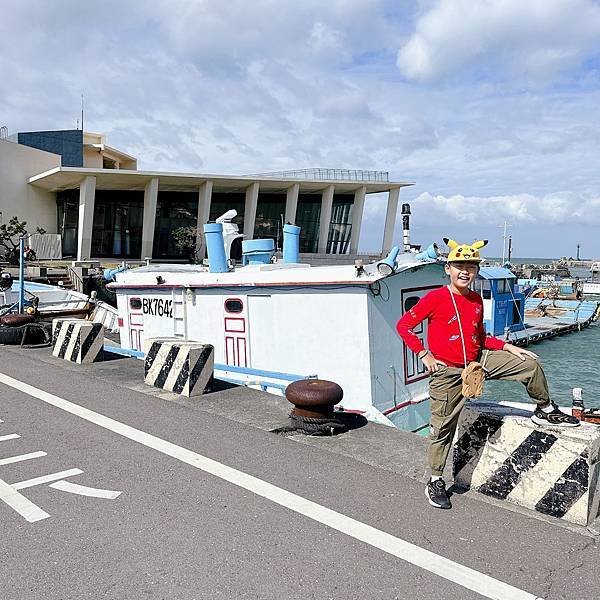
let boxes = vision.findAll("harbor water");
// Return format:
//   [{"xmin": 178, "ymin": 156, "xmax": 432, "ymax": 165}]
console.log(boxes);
[{"xmin": 482, "ymin": 308, "xmax": 600, "ymax": 410}]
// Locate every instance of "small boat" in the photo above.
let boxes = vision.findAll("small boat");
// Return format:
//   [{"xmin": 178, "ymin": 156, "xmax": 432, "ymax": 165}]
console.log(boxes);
[
  {"xmin": 476, "ymin": 267, "xmax": 599, "ymax": 345},
  {"xmin": 0, "ymin": 280, "xmax": 119, "ymax": 336}
]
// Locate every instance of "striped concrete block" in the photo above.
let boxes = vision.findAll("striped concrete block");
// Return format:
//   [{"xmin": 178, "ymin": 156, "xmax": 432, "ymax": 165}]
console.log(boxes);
[
  {"xmin": 52, "ymin": 318, "xmax": 104, "ymax": 364},
  {"xmin": 453, "ymin": 401, "xmax": 600, "ymax": 526},
  {"xmin": 143, "ymin": 338, "xmax": 214, "ymax": 397}
]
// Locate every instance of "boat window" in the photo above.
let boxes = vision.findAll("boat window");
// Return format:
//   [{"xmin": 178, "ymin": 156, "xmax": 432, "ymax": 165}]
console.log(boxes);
[
  {"xmin": 225, "ymin": 298, "xmax": 243, "ymax": 313},
  {"xmin": 404, "ymin": 296, "xmax": 420, "ymax": 312},
  {"xmin": 129, "ymin": 298, "xmax": 142, "ymax": 310},
  {"xmin": 481, "ymin": 280, "xmax": 492, "ymax": 299}
]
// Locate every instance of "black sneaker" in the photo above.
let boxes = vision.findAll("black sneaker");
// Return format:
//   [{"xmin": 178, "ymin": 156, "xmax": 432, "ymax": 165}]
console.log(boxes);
[
  {"xmin": 531, "ymin": 403, "xmax": 580, "ymax": 427},
  {"xmin": 426, "ymin": 479, "xmax": 451, "ymax": 509}
]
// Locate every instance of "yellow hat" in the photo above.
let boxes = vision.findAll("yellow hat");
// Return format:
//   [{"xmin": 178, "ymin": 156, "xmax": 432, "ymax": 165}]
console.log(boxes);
[{"xmin": 443, "ymin": 238, "xmax": 488, "ymax": 263}]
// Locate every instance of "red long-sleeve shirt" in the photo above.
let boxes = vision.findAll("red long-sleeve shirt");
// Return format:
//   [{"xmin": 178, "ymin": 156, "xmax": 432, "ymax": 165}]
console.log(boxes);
[{"xmin": 396, "ymin": 286, "xmax": 505, "ymax": 368}]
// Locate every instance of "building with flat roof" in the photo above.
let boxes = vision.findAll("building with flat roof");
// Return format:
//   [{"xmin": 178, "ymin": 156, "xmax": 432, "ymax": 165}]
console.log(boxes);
[{"xmin": 0, "ymin": 128, "xmax": 412, "ymax": 262}]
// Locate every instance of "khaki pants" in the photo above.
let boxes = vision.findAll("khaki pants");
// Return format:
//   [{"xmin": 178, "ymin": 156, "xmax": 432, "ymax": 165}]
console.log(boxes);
[{"xmin": 428, "ymin": 350, "xmax": 551, "ymax": 476}]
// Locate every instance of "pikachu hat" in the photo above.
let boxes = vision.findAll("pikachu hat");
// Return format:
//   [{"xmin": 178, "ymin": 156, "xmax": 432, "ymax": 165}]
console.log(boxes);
[{"xmin": 443, "ymin": 238, "xmax": 488, "ymax": 263}]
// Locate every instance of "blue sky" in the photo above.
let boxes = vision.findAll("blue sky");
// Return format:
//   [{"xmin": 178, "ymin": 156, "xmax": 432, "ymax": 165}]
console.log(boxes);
[{"xmin": 2, "ymin": 0, "xmax": 600, "ymax": 258}]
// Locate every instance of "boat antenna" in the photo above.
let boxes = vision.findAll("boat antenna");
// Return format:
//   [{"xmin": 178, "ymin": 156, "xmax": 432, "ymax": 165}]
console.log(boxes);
[
  {"xmin": 497, "ymin": 221, "xmax": 512, "ymax": 264},
  {"xmin": 81, "ymin": 93, "xmax": 84, "ymax": 132},
  {"xmin": 507, "ymin": 235, "xmax": 512, "ymax": 264},
  {"xmin": 401, "ymin": 203, "xmax": 411, "ymax": 252}
]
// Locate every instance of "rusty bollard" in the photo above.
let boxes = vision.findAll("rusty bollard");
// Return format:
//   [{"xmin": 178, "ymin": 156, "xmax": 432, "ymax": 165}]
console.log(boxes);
[{"xmin": 284, "ymin": 379, "xmax": 345, "ymax": 435}]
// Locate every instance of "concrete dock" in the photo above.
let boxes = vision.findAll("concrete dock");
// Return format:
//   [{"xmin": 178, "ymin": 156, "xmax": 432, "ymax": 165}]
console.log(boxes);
[{"xmin": 1, "ymin": 343, "xmax": 599, "ymax": 599}]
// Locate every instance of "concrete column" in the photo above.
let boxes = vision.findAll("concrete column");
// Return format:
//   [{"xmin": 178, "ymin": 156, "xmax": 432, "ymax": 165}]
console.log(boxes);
[
  {"xmin": 196, "ymin": 180, "xmax": 213, "ymax": 259},
  {"xmin": 77, "ymin": 175, "xmax": 96, "ymax": 261},
  {"xmin": 243, "ymin": 181, "xmax": 260, "ymax": 239},
  {"xmin": 382, "ymin": 187, "xmax": 400, "ymax": 255},
  {"xmin": 140, "ymin": 177, "xmax": 159, "ymax": 259},
  {"xmin": 349, "ymin": 185, "xmax": 366, "ymax": 254},
  {"xmin": 317, "ymin": 185, "xmax": 335, "ymax": 253},
  {"xmin": 284, "ymin": 183, "xmax": 299, "ymax": 224}
]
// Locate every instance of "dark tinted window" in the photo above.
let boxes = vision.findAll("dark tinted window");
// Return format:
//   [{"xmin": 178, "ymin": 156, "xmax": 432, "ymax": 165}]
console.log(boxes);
[
  {"xmin": 404, "ymin": 296, "xmax": 420, "ymax": 312},
  {"xmin": 225, "ymin": 299, "xmax": 243, "ymax": 313},
  {"xmin": 129, "ymin": 298, "xmax": 142, "ymax": 310}
]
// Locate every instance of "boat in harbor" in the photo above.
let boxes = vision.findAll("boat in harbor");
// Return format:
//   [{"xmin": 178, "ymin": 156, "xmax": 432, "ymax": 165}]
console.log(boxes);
[{"xmin": 0, "ymin": 277, "xmax": 118, "ymax": 336}]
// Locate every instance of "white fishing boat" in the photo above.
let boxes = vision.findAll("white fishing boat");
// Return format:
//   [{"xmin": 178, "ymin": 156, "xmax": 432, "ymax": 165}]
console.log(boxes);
[{"xmin": 109, "ymin": 212, "xmax": 444, "ymax": 433}]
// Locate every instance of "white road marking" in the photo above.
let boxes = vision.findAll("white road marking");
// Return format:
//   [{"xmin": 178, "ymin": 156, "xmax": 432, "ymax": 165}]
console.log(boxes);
[
  {"xmin": 0, "ymin": 433, "xmax": 21, "ymax": 442},
  {"xmin": 0, "ymin": 372, "xmax": 542, "ymax": 600},
  {"xmin": 0, "ymin": 451, "xmax": 46, "ymax": 466},
  {"xmin": 12, "ymin": 469, "xmax": 84, "ymax": 490},
  {"xmin": 0, "ymin": 478, "xmax": 50, "ymax": 522},
  {"xmin": 49, "ymin": 480, "xmax": 121, "ymax": 499}
]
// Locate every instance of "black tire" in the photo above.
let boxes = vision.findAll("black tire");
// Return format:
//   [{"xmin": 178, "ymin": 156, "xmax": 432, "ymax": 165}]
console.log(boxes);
[{"xmin": 0, "ymin": 325, "xmax": 25, "ymax": 345}]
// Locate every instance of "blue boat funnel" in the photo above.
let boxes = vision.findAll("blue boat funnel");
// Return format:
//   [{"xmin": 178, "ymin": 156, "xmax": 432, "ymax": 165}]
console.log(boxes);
[
  {"xmin": 415, "ymin": 243, "xmax": 439, "ymax": 261},
  {"xmin": 377, "ymin": 246, "xmax": 400, "ymax": 275},
  {"xmin": 242, "ymin": 238, "xmax": 275, "ymax": 266},
  {"xmin": 204, "ymin": 222, "xmax": 229, "ymax": 273},
  {"xmin": 282, "ymin": 224, "xmax": 301, "ymax": 263}
]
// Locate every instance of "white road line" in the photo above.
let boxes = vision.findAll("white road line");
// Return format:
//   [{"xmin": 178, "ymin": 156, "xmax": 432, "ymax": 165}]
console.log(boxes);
[
  {"xmin": 49, "ymin": 480, "xmax": 121, "ymax": 499},
  {"xmin": 0, "ymin": 478, "xmax": 50, "ymax": 522},
  {"xmin": 13, "ymin": 469, "xmax": 84, "ymax": 490},
  {"xmin": 0, "ymin": 433, "xmax": 21, "ymax": 442},
  {"xmin": 0, "ymin": 372, "xmax": 542, "ymax": 600},
  {"xmin": 0, "ymin": 451, "xmax": 46, "ymax": 466}
]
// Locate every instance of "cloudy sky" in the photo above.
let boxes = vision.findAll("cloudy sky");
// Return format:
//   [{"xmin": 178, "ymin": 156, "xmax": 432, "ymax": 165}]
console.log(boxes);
[{"xmin": 2, "ymin": 0, "xmax": 600, "ymax": 258}]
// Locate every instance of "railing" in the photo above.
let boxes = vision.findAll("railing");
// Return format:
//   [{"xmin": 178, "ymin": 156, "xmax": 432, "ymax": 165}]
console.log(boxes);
[{"xmin": 246, "ymin": 168, "xmax": 389, "ymax": 182}]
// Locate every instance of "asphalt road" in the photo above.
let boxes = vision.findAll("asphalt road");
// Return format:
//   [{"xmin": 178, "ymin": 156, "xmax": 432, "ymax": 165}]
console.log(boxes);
[{"xmin": 0, "ymin": 346, "xmax": 599, "ymax": 600}]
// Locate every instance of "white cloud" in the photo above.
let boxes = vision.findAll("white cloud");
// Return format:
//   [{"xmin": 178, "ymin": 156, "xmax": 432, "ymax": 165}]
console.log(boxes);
[
  {"xmin": 411, "ymin": 190, "xmax": 600, "ymax": 226},
  {"xmin": 397, "ymin": 0, "xmax": 600, "ymax": 83}
]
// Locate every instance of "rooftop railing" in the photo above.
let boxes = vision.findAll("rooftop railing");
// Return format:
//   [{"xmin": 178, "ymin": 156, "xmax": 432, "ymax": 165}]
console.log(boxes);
[{"xmin": 246, "ymin": 168, "xmax": 389, "ymax": 182}]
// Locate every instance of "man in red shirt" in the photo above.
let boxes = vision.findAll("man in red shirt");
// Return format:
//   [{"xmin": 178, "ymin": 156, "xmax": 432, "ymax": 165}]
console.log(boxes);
[{"xmin": 396, "ymin": 239, "xmax": 579, "ymax": 509}]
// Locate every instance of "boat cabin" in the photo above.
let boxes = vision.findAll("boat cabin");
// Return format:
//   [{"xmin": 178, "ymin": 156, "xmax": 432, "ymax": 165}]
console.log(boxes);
[{"xmin": 475, "ymin": 267, "xmax": 525, "ymax": 336}]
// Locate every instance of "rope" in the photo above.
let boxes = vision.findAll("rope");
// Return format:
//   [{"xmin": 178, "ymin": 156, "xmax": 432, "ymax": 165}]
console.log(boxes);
[{"xmin": 275, "ymin": 413, "xmax": 347, "ymax": 436}]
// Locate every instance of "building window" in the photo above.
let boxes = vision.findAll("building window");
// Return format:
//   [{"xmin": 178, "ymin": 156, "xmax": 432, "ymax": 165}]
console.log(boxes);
[
  {"xmin": 57, "ymin": 190, "xmax": 80, "ymax": 257},
  {"xmin": 327, "ymin": 195, "xmax": 353, "ymax": 254},
  {"xmin": 92, "ymin": 190, "xmax": 144, "ymax": 258},
  {"xmin": 210, "ymin": 193, "xmax": 246, "ymax": 230},
  {"xmin": 295, "ymin": 194, "xmax": 322, "ymax": 253},
  {"xmin": 153, "ymin": 192, "xmax": 198, "ymax": 259},
  {"xmin": 254, "ymin": 193, "xmax": 286, "ymax": 249}
]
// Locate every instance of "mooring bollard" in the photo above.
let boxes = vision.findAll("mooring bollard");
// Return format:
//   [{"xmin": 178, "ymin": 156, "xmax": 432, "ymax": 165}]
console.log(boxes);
[
  {"xmin": 284, "ymin": 379, "xmax": 345, "ymax": 435},
  {"xmin": 143, "ymin": 338, "xmax": 214, "ymax": 397},
  {"xmin": 453, "ymin": 401, "xmax": 600, "ymax": 526},
  {"xmin": 52, "ymin": 318, "xmax": 104, "ymax": 364}
]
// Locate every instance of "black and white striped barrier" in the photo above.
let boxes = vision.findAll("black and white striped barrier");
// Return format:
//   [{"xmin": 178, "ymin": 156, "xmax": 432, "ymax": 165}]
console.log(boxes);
[
  {"xmin": 143, "ymin": 338, "xmax": 214, "ymax": 397},
  {"xmin": 453, "ymin": 401, "xmax": 600, "ymax": 526},
  {"xmin": 52, "ymin": 318, "xmax": 104, "ymax": 364}
]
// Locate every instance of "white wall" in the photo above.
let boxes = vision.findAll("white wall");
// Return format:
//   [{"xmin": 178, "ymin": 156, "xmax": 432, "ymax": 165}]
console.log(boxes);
[
  {"xmin": 0, "ymin": 140, "xmax": 61, "ymax": 233},
  {"xmin": 83, "ymin": 146, "xmax": 103, "ymax": 168}
]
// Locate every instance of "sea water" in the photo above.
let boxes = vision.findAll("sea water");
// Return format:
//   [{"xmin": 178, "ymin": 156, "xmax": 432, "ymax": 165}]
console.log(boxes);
[
  {"xmin": 478, "ymin": 261, "xmax": 600, "ymax": 409},
  {"xmin": 481, "ymin": 319, "xmax": 600, "ymax": 409}
]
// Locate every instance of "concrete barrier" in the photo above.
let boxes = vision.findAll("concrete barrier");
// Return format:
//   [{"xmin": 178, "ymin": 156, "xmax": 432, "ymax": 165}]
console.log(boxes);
[
  {"xmin": 143, "ymin": 338, "xmax": 214, "ymax": 397},
  {"xmin": 52, "ymin": 318, "xmax": 104, "ymax": 364},
  {"xmin": 453, "ymin": 401, "xmax": 600, "ymax": 526}
]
